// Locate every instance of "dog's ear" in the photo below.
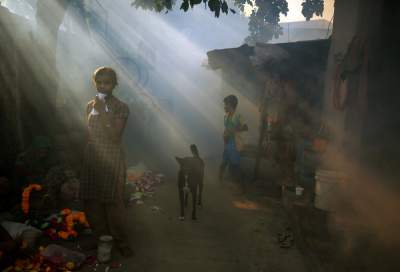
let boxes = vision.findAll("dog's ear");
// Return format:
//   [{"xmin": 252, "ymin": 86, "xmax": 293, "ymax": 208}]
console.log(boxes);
[
  {"xmin": 190, "ymin": 144, "xmax": 199, "ymax": 157},
  {"xmin": 175, "ymin": 156, "xmax": 184, "ymax": 165}
]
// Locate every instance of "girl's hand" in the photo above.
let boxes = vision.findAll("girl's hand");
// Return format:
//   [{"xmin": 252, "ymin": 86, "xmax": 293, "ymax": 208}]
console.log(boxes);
[{"xmin": 94, "ymin": 97, "xmax": 106, "ymax": 113}]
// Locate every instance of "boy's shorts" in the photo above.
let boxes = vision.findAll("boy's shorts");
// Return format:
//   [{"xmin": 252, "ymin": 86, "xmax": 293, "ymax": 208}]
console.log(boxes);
[{"xmin": 222, "ymin": 140, "xmax": 241, "ymax": 165}]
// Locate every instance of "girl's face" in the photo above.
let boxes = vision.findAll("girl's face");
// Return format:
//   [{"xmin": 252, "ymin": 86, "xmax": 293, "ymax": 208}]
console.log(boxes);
[
  {"xmin": 224, "ymin": 103, "xmax": 234, "ymax": 114},
  {"xmin": 95, "ymin": 75, "xmax": 115, "ymax": 95}
]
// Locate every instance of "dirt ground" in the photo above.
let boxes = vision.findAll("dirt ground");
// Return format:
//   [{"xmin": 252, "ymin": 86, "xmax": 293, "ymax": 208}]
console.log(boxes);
[{"xmin": 91, "ymin": 164, "xmax": 317, "ymax": 272}]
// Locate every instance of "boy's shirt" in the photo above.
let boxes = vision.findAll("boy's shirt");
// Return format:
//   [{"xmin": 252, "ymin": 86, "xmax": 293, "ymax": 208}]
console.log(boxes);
[{"xmin": 224, "ymin": 111, "xmax": 246, "ymax": 151}]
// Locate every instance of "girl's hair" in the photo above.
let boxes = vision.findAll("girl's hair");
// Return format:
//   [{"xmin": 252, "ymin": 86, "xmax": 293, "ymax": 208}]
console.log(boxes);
[{"xmin": 92, "ymin": 66, "xmax": 118, "ymax": 86}]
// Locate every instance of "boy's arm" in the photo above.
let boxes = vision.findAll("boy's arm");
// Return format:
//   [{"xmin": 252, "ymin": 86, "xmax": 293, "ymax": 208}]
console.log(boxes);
[
  {"xmin": 237, "ymin": 114, "xmax": 248, "ymax": 132},
  {"xmin": 239, "ymin": 124, "xmax": 248, "ymax": 132},
  {"xmin": 224, "ymin": 123, "xmax": 248, "ymax": 134}
]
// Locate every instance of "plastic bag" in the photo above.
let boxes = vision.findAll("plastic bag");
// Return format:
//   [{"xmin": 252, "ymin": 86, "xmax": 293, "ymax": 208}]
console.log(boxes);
[
  {"xmin": 41, "ymin": 244, "xmax": 86, "ymax": 266},
  {"xmin": 0, "ymin": 221, "xmax": 41, "ymax": 240}
]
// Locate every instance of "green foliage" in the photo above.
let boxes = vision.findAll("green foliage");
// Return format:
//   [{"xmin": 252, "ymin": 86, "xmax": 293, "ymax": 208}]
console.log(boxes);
[
  {"xmin": 131, "ymin": 0, "xmax": 325, "ymax": 42},
  {"xmin": 233, "ymin": 0, "xmax": 253, "ymax": 12},
  {"xmin": 301, "ymin": 0, "xmax": 324, "ymax": 21},
  {"xmin": 131, "ymin": 0, "xmax": 175, "ymax": 12},
  {"xmin": 131, "ymin": 0, "xmax": 233, "ymax": 16},
  {"xmin": 243, "ymin": 0, "xmax": 288, "ymax": 44}
]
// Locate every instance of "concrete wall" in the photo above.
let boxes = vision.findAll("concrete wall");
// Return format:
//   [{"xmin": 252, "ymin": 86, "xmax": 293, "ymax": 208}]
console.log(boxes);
[
  {"xmin": 0, "ymin": 6, "xmax": 33, "ymax": 174},
  {"xmin": 320, "ymin": 0, "xmax": 361, "ymax": 168},
  {"xmin": 272, "ymin": 20, "xmax": 332, "ymax": 43}
]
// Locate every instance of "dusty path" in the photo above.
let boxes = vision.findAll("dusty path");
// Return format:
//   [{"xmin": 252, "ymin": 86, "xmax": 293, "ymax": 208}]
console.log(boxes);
[{"xmin": 104, "ymin": 163, "xmax": 311, "ymax": 272}]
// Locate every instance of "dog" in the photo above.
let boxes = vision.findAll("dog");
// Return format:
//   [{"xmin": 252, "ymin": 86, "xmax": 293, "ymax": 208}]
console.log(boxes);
[{"xmin": 176, "ymin": 144, "xmax": 204, "ymax": 221}]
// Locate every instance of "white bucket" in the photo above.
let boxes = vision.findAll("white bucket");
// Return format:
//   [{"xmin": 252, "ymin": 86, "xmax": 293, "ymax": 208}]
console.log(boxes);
[
  {"xmin": 314, "ymin": 170, "xmax": 346, "ymax": 211},
  {"xmin": 295, "ymin": 186, "xmax": 304, "ymax": 196},
  {"xmin": 97, "ymin": 235, "xmax": 113, "ymax": 263}
]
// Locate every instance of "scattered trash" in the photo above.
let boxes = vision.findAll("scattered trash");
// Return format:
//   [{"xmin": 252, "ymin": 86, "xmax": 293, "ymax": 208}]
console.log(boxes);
[
  {"xmin": 232, "ymin": 200, "xmax": 260, "ymax": 210},
  {"xmin": 110, "ymin": 261, "xmax": 122, "ymax": 268},
  {"xmin": 85, "ymin": 255, "xmax": 98, "ymax": 266},
  {"xmin": 0, "ymin": 221, "xmax": 41, "ymax": 241},
  {"xmin": 151, "ymin": 206, "xmax": 161, "ymax": 212},
  {"xmin": 126, "ymin": 168, "xmax": 164, "ymax": 205},
  {"xmin": 129, "ymin": 191, "xmax": 144, "ymax": 202},
  {"xmin": 3, "ymin": 244, "xmax": 85, "ymax": 271},
  {"xmin": 42, "ymin": 244, "xmax": 86, "ymax": 266},
  {"xmin": 126, "ymin": 163, "xmax": 148, "ymax": 182},
  {"xmin": 277, "ymin": 227, "xmax": 294, "ymax": 248},
  {"xmin": 295, "ymin": 186, "xmax": 304, "ymax": 196}
]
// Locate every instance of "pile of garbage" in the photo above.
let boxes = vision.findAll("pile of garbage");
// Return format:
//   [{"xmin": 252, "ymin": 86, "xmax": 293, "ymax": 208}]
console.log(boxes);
[
  {"xmin": 0, "ymin": 137, "xmax": 92, "ymax": 271},
  {"xmin": 126, "ymin": 163, "xmax": 164, "ymax": 205},
  {"xmin": 19, "ymin": 179, "xmax": 89, "ymax": 242},
  {"xmin": 1, "ymin": 179, "xmax": 90, "ymax": 271},
  {"xmin": 0, "ymin": 217, "xmax": 90, "ymax": 271},
  {"xmin": 33, "ymin": 209, "xmax": 90, "ymax": 241},
  {"xmin": 2, "ymin": 244, "xmax": 86, "ymax": 272}
]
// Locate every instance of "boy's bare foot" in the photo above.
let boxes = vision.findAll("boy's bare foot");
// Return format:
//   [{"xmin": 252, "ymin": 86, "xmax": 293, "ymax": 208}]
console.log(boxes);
[{"xmin": 119, "ymin": 246, "xmax": 134, "ymax": 258}]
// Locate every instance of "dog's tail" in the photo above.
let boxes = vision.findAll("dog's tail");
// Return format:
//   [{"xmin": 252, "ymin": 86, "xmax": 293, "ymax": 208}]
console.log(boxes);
[{"xmin": 190, "ymin": 144, "xmax": 200, "ymax": 158}]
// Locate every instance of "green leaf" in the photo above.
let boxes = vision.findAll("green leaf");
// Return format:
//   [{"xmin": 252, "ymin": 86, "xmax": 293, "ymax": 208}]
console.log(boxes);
[
  {"xmin": 208, "ymin": 0, "xmax": 217, "ymax": 11},
  {"xmin": 301, "ymin": 0, "xmax": 324, "ymax": 21},
  {"xmin": 180, "ymin": 0, "xmax": 190, "ymax": 11},
  {"xmin": 215, "ymin": 7, "xmax": 221, "ymax": 17},
  {"xmin": 190, "ymin": 0, "xmax": 203, "ymax": 8},
  {"xmin": 41, "ymin": 222, "xmax": 50, "ymax": 230},
  {"xmin": 222, "ymin": 1, "xmax": 228, "ymax": 14}
]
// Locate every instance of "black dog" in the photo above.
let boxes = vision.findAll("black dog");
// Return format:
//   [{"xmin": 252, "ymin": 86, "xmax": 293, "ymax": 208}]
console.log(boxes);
[{"xmin": 176, "ymin": 144, "xmax": 204, "ymax": 220}]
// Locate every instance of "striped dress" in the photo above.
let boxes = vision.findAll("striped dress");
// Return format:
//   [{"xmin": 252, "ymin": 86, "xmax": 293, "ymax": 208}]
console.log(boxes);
[{"xmin": 80, "ymin": 95, "xmax": 129, "ymax": 203}]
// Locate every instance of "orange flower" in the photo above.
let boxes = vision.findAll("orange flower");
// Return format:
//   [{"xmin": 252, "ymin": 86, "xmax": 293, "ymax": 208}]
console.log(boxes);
[
  {"xmin": 21, "ymin": 184, "xmax": 42, "ymax": 214},
  {"xmin": 58, "ymin": 211, "xmax": 89, "ymax": 240},
  {"xmin": 60, "ymin": 208, "xmax": 72, "ymax": 216},
  {"xmin": 58, "ymin": 231, "xmax": 70, "ymax": 240}
]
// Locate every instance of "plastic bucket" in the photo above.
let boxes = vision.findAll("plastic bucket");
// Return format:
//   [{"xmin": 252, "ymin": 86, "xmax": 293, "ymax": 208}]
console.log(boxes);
[
  {"xmin": 97, "ymin": 235, "xmax": 113, "ymax": 263},
  {"xmin": 314, "ymin": 170, "xmax": 346, "ymax": 211}
]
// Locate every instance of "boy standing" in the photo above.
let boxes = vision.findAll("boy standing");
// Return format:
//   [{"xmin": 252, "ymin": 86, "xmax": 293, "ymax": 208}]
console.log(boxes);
[{"xmin": 219, "ymin": 95, "xmax": 248, "ymax": 182}]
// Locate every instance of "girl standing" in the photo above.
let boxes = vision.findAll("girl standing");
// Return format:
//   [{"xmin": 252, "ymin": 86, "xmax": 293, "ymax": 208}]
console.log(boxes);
[{"xmin": 80, "ymin": 67, "xmax": 133, "ymax": 257}]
